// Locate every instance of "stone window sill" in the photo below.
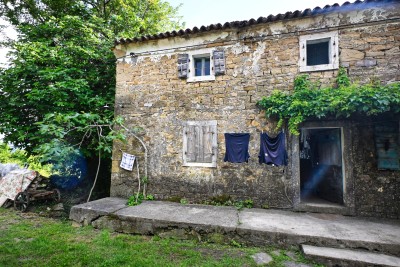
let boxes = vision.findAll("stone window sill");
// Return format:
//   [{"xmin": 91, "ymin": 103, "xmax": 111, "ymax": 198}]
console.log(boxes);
[
  {"xmin": 187, "ymin": 75, "xmax": 215, "ymax": 83},
  {"xmin": 299, "ymin": 63, "xmax": 339, "ymax": 72},
  {"xmin": 183, "ymin": 162, "xmax": 217, "ymax": 168}
]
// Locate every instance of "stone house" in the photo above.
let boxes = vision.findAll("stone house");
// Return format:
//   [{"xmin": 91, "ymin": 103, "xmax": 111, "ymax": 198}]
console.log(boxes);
[{"xmin": 111, "ymin": 0, "xmax": 400, "ymax": 219}]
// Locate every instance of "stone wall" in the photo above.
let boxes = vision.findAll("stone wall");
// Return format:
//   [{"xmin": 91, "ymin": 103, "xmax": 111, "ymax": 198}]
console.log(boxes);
[
  {"xmin": 111, "ymin": 2, "xmax": 400, "ymax": 217},
  {"xmin": 352, "ymin": 116, "xmax": 400, "ymax": 219}
]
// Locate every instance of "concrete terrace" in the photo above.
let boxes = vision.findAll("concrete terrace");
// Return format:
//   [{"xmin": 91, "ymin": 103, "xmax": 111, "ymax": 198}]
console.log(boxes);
[{"xmin": 70, "ymin": 198, "xmax": 400, "ymax": 266}]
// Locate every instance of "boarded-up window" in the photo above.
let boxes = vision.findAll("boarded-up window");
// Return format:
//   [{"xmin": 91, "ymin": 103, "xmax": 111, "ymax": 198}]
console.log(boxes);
[
  {"xmin": 374, "ymin": 122, "xmax": 400, "ymax": 170},
  {"xmin": 183, "ymin": 121, "xmax": 217, "ymax": 167}
]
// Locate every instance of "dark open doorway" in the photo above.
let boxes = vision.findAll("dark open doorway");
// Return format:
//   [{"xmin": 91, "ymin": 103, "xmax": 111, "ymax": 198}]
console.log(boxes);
[{"xmin": 300, "ymin": 128, "xmax": 344, "ymax": 205}]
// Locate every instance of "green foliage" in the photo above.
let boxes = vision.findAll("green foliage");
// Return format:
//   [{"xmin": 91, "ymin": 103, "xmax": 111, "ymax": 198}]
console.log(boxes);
[
  {"xmin": 0, "ymin": 0, "xmax": 182, "ymax": 177},
  {"xmin": 230, "ymin": 239, "xmax": 242, "ymax": 248},
  {"xmin": 141, "ymin": 175, "xmax": 149, "ymax": 184},
  {"xmin": 127, "ymin": 193, "xmax": 154, "ymax": 206},
  {"xmin": 0, "ymin": 142, "xmax": 52, "ymax": 177},
  {"xmin": 261, "ymin": 203, "xmax": 270, "ymax": 209},
  {"xmin": 0, "ymin": 13, "xmax": 116, "ymax": 156},
  {"xmin": 243, "ymin": 199, "xmax": 254, "ymax": 208},
  {"xmin": 234, "ymin": 199, "xmax": 254, "ymax": 210},
  {"xmin": 146, "ymin": 194, "xmax": 155, "ymax": 200},
  {"xmin": 180, "ymin": 198, "xmax": 188, "ymax": 205},
  {"xmin": 127, "ymin": 195, "xmax": 141, "ymax": 206},
  {"xmin": 210, "ymin": 194, "xmax": 231, "ymax": 204},
  {"xmin": 257, "ymin": 67, "xmax": 400, "ymax": 134},
  {"xmin": 0, "ymin": 0, "xmax": 183, "ymax": 38},
  {"xmin": 26, "ymin": 112, "xmax": 127, "ymax": 177},
  {"xmin": 167, "ymin": 196, "xmax": 183, "ymax": 203},
  {"xmin": 99, "ymin": 0, "xmax": 184, "ymax": 38},
  {"xmin": 202, "ymin": 195, "xmax": 254, "ymax": 210},
  {"xmin": 34, "ymin": 113, "xmax": 126, "ymax": 161},
  {"xmin": 336, "ymin": 66, "xmax": 350, "ymax": 87}
]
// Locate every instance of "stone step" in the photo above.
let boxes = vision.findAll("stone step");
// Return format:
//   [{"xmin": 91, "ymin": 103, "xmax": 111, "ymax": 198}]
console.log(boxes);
[
  {"xmin": 70, "ymin": 198, "xmax": 400, "ymax": 258},
  {"xmin": 301, "ymin": 245, "xmax": 400, "ymax": 267}
]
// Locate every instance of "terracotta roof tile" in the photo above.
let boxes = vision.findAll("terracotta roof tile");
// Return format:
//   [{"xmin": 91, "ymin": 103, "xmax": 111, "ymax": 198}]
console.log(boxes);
[{"xmin": 114, "ymin": 0, "xmax": 396, "ymax": 45}]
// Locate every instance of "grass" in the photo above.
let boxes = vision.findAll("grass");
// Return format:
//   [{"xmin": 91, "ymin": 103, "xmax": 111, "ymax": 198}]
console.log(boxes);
[{"xmin": 0, "ymin": 208, "xmax": 323, "ymax": 266}]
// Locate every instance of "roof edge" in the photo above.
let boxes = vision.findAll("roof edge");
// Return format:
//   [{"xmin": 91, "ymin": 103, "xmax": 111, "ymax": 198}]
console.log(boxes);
[{"xmin": 114, "ymin": 0, "xmax": 398, "ymax": 46}]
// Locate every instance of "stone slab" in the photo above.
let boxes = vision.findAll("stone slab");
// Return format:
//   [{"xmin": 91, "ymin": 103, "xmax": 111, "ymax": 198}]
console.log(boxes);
[
  {"xmin": 115, "ymin": 201, "xmax": 238, "ymax": 228},
  {"xmin": 69, "ymin": 199, "xmax": 400, "ymax": 256},
  {"xmin": 301, "ymin": 245, "xmax": 400, "ymax": 267},
  {"xmin": 251, "ymin": 252, "xmax": 273, "ymax": 265},
  {"xmin": 238, "ymin": 209, "xmax": 400, "ymax": 254},
  {"xmin": 69, "ymin": 197, "xmax": 127, "ymax": 224}
]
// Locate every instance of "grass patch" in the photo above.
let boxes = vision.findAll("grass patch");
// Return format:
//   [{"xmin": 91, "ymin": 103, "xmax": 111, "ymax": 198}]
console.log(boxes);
[
  {"xmin": 0, "ymin": 208, "xmax": 260, "ymax": 266},
  {"xmin": 0, "ymin": 208, "xmax": 323, "ymax": 266}
]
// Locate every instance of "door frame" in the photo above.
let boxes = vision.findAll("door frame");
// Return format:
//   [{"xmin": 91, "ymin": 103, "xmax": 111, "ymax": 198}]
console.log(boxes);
[{"xmin": 290, "ymin": 120, "xmax": 355, "ymax": 214}]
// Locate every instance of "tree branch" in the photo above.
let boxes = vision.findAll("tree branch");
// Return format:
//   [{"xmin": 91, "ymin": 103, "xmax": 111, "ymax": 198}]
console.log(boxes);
[
  {"xmin": 87, "ymin": 126, "xmax": 102, "ymax": 202},
  {"xmin": 120, "ymin": 124, "xmax": 148, "ymax": 197}
]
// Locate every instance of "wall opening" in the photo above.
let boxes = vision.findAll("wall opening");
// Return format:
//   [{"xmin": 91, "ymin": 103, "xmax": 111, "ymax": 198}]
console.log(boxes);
[{"xmin": 299, "ymin": 128, "xmax": 344, "ymax": 205}]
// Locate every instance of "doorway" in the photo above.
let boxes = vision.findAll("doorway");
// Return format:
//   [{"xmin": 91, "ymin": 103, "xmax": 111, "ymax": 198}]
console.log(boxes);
[{"xmin": 300, "ymin": 128, "xmax": 344, "ymax": 205}]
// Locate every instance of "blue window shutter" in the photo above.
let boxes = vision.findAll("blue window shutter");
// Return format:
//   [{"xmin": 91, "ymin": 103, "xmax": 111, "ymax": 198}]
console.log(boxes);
[
  {"xmin": 178, "ymin": 54, "xmax": 189, "ymax": 78},
  {"xmin": 374, "ymin": 122, "xmax": 399, "ymax": 170},
  {"xmin": 213, "ymin": 50, "xmax": 225, "ymax": 75}
]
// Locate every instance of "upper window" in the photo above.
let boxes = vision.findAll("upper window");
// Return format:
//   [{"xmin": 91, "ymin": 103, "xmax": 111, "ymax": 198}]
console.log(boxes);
[
  {"xmin": 299, "ymin": 31, "xmax": 339, "ymax": 72},
  {"xmin": 194, "ymin": 56, "xmax": 211, "ymax": 76},
  {"xmin": 178, "ymin": 49, "xmax": 225, "ymax": 82}
]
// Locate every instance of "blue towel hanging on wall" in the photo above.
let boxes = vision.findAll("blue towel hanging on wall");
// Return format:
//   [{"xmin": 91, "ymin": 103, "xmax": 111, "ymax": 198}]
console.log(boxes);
[
  {"xmin": 259, "ymin": 132, "xmax": 287, "ymax": 166},
  {"xmin": 224, "ymin": 133, "xmax": 250, "ymax": 163}
]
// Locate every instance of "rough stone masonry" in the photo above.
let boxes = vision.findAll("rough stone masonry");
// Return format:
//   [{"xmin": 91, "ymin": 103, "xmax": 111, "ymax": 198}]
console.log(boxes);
[{"xmin": 111, "ymin": 1, "xmax": 400, "ymax": 218}]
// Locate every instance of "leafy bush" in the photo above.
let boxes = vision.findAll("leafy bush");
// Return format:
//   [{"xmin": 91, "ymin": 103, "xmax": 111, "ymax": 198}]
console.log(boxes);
[
  {"xmin": 0, "ymin": 142, "xmax": 52, "ymax": 177},
  {"xmin": 234, "ymin": 199, "xmax": 254, "ymax": 210},
  {"xmin": 127, "ymin": 193, "xmax": 155, "ymax": 206},
  {"xmin": 202, "ymin": 196, "xmax": 254, "ymax": 210},
  {"xmin": 257, "ymin": 67, "xmax": 400, "ymax": 134}
]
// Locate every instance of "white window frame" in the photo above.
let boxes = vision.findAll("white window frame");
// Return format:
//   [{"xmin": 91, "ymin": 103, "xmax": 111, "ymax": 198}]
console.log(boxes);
[
  {"xmin": 299, "ymin": 31, "xmax": 339, "ymax": 72},
  {"xmin": 187, "ymin": 48, "xmax": 215, "ymax": 83}
]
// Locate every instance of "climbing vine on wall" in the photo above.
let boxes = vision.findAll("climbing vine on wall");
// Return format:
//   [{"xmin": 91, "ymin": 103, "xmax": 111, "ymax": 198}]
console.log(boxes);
[{"xmin": 257, "ymin": 67, "xmax": 400, "ymax": 135}]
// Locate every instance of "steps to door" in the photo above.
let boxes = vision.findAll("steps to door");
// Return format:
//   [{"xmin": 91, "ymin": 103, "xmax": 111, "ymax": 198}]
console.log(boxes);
[{"xmin": 301, "ymin": 245, "xmax": 400, "ymax": 267}]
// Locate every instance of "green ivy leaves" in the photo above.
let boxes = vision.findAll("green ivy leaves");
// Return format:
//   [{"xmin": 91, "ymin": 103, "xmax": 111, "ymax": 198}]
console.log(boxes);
[{"xmin": 257, "ymin": 68, "xmax": 400, "ymax": 135}]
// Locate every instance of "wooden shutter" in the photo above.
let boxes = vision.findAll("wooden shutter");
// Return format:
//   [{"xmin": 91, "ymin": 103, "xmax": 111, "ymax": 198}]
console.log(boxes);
[
  {"xmin": 185, "ymin": 125, "xmax": 197, "ymax": 162},
  {"xmin": 213, "ymin": 50, "xmax": 225, "ymax": 75},
  {"xmin": 183, "ymin": 121, "xmax": 217, "ymax": 167},
  {"xmin": 202, "ymin": 125, "xmax": 214, "ymax": 163},
  {"xmin": 178, "ymin": 54, "xmax": 189, "ymax": 78},
  {"xmin": 374, "ymin": 122, "xmax": 399, "ymax": 170}
]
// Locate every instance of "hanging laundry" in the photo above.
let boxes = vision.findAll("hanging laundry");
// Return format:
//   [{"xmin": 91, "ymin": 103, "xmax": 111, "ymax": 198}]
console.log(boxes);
[
  {"xmin": 300, "ymin": 129, "xmax": 311, "ymax": 160},
  {"xmin": 120, "ymin": 152, "xmax": 136, "ymax": 171},
  {"xmin": 259, "ymin": 132, "xmax": 287, "ymax": 166},
  {"xmin": 224, "ymin": 133, "xmax": 250, "ymax": 163}
]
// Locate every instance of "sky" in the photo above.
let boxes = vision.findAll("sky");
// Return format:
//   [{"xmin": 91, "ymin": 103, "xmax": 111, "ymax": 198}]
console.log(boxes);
[
  {"xmin": 0, "ymin": 0, "xmax": 348, "ymax": 65},
  {"xmin": 0, "ymin": 18, "xmax": 17, "ymax": 67},
  {"xmin": 166, "ymin": 0, "xmax": 348, "ymax": 29}
]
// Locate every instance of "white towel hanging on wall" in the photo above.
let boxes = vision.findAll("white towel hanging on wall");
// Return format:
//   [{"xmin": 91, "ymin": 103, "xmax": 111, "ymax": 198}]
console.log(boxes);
[{"xmin": 120, "ymin": 152, "xmax": 136, "ymax": 171}]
